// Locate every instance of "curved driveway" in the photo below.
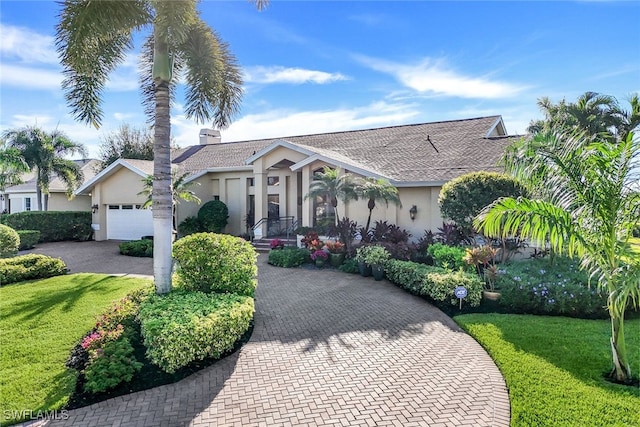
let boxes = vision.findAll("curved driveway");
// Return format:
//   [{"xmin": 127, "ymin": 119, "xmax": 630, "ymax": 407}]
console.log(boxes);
[{"xmin": 38, "ymin": 242, "xmax": 509, "ymax": 427}]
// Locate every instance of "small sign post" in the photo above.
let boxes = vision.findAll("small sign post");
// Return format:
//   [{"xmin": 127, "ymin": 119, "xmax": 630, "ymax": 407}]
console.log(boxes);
[{"xmin": 454, "ymin": 286, "xmax": 467, "ymax": 310}]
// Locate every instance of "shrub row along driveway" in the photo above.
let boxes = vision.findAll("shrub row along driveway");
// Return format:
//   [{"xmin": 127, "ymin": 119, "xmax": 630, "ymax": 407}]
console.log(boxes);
[{"xmin": 40, "ymin": 242, "xmax": 508, "ymax": 426}]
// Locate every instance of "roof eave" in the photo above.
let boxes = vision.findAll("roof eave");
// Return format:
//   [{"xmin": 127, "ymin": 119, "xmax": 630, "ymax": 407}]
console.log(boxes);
[
  {"xmin": 244, "ymin": 139, "xmax": 316, "ymax": 165},
  {"xmin": 75, "ymin": 159, "xmax": 150, "ymax": 196}
]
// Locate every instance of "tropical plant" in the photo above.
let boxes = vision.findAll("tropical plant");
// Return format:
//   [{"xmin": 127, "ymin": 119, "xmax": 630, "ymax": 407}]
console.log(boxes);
[
  {"xmin": 139, "ymin": 170, "xmax": 201, "ymax": 231},
  {"xmin": 56, "ymin": 0, "xmax": 268, "ymax": 294},
  {"xmin": 475, "ymin": 130, "xmax": 640, "ymax": 383},
  {"xmin": 0, "ymin": 145, "xmax": 29, "ymax": 192},
  {"xmin": 97, "ymin": 124, "xmax": 155, "ymax": 170},
  {"xmin": 2, "ymin": 125, "xmax": 87, "ymax": 210},
  {"xmin": 304, "ymin": 166, "xmax": 358, "ymax": 225},
  {"xmin": 356, "ymin": 177, "xmax": 401, "ymax": 231}
]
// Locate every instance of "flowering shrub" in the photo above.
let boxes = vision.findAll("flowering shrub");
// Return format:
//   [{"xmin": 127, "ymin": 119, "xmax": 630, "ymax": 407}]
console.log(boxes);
[
  {"xmin": 310, "ymin": 250, "xmax": 328, "ymax": 261},
  {"xmin": 497, "ymin": 257, "xmax": 608, "ymax": 318},
  {"xmin": 270, "ymin": 238, "xmax": 285, "ymax": 249},
  {"xmin": 324, "ymin": 240, "xmax": 345, "ymax": 253},
  {"xmin": 301, "ymin": 232, "xmax": 324, "ymax": 250}
]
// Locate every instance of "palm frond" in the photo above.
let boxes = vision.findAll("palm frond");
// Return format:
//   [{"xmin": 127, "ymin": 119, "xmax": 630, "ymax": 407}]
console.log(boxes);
[
  {"xmin": 56, "ymin": 0, "xmax": 151, "ymax": 127},
  {"xmin": 179, "ymin": 20, "xmax": 243, "ymax": 127}
]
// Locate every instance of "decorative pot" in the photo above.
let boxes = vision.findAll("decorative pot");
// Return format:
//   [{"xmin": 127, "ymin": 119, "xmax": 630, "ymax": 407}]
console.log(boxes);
[
  {"xmin": 358, "ymin": 261, "xmax": 372, "ymax": 277},
  {"xmin": 371, "ymin": 264, "xmax": 384, "ymax": 281},
  {"xmin": 482, "ymin": 290, "xmax": 501, "ymax": 301},
  {"xmin": 329, "ymin": 253, "xmax": 345, "ymax": 267}
]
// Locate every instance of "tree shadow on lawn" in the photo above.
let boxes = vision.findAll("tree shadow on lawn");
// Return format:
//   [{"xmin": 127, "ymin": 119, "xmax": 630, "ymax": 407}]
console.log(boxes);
[
  {"xmin": 3, "ymin": 274, "xmax": 143, "ymax": 323},
  {"xmin": 252, "ymin": 256, "xmax": 463, "ymax": 359},
  {"xmin": 484, "ymin": 314, "xmax": 640, "ymax": 391}
]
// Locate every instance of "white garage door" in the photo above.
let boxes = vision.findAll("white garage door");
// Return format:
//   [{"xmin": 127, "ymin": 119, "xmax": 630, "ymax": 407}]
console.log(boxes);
[{"xmin": 106, "ymin": 204, "xmax": 154, "ymax": 240}]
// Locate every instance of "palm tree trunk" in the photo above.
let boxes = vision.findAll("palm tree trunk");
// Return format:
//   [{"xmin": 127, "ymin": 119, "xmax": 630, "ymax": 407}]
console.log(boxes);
[
  {"xmin": 609, "ymin": 308, "xmax": 631, "ymax": 382},
  {"xmin": 365, "ymin": 209, "xmax": 373, "ymax": 232},
  {"xmin": 36, "ymin": 168, "xmax": 43, "ymax": 211},
  {"xmin": 153, "ymin": 79, "xmax": 173, "ymax": 294}
]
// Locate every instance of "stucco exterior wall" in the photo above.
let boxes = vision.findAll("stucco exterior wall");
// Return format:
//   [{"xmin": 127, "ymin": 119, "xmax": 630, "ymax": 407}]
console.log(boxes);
[{"xmin": 49, "ymin": 193, "xmax": 91, "ymax": 212}]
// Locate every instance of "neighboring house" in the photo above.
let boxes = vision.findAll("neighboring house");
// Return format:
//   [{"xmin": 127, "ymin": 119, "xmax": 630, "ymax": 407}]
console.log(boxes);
[
  {"xmin": 2, "ymin": 159, "xmax": 99, "ymax": 214},
  {"xmin": 77, "ymin": 115, "xmax": 520, "ymax": 241}
]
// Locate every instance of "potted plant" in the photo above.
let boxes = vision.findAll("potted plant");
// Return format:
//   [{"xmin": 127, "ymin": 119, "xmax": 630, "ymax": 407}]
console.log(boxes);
[
  {"xmin": 355, "ymin": 246, "xmax": 373, "ymax": 277},
  {"xmin": 363, "ymin": 245, "xmax": 390, "ymax": 281},
  {"xmin": 464, "ymin": 245, "xmax": 501, "ymax": 300},
  {"xmin": 310, "ymin": 249, "xmax": 328, "ymax": 268},
  {"xmin": 325, "ymin": 240, "xmax": 345, "ymax": 267}
]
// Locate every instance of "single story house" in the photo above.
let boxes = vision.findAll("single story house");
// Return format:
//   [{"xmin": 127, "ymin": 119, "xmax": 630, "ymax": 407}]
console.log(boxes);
[
  {"xmin": 75, "ymin": 115, "xmax": 519, "ymax": 241},
  {"xmin": 2, "ymin": 159, "xmax": 99, "ymax": 214}
]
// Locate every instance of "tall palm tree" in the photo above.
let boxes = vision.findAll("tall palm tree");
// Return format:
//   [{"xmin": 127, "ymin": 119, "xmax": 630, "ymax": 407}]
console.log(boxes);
[
  {"xmin": 304, "ymin": 166, "xmax": 358, "ymax": 225},
  {"xmin": 2, "ymin": 126, "xmax": 87, "ymax": 211},
  {"xmin": 56, "ymin": 0, "xmax": 267, "ymax": 294},
  {"xmin": 356, "ymin": 177, "xmax": 401, "ymax": 231},
  {"xmin": 476, "ymin": 130, "xmax": 640, "ymax": 383},
  {"xmin": 139, "ymin": 170, "xmax": 201, "ymax": 231}
]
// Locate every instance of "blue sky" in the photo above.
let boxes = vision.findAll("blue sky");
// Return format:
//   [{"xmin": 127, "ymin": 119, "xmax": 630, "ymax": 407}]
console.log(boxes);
[{"xmin": 1, "ymin": 1, "xmax": 639, "ymax": 158}]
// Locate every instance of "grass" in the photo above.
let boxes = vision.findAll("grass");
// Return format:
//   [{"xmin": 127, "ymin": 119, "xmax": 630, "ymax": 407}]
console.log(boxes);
[
  {"xmin": 455, "ymin": 314, "xmax": 640, "ymax": 427},
  {"xmin": 0, "ymin": 273, "xmax": 152, "ymax": 426}
]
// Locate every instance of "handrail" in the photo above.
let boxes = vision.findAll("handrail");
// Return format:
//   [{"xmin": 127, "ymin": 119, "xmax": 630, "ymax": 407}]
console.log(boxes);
[{"xmin": 250, "ymin": 216, "xmax": 296, "ymax": 240}]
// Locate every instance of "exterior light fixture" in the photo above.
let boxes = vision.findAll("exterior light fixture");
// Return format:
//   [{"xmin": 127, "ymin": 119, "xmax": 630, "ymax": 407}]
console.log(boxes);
[
  {"xmin": 91, "ymin": 204, "xmax": 99, "ymax": 214},
  {"xmin": 409, "ymin": 205, "xmax": 418, "ymax": 221}
]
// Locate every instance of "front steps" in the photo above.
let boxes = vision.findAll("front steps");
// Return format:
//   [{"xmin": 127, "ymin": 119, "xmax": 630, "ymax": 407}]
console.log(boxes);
[{"xmin": 251, "ymin": 237, "xmax": 299, "ymax": 252}]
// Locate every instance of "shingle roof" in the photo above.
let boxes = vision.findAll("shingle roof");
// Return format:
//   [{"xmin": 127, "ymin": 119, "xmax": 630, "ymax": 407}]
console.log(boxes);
[
  {"xmin": 5, "ymin": 159, "xmax": 100, "ymax": 193},
  {"xmin": 174, "ymin": 116, "xmax": 519, "ymax": 183}
]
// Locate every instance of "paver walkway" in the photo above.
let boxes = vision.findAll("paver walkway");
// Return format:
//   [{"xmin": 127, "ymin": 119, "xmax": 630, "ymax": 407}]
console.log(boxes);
[{"xmin": 49, "ymin": 254, "xmax": 509, "ymax": 427}]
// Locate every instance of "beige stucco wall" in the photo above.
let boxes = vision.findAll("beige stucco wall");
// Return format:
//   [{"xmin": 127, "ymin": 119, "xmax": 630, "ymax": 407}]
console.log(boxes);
[{"xmin": 49, "ymin": 193, "xmax": 91, "ymax": 212}]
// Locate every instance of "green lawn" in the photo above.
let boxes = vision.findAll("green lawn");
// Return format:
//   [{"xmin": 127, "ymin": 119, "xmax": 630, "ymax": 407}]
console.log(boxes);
[
  {"xmin": 455, "ymin": 314, "xmax": 640, "ymax": 427},
  {"xmin": 0, "ymin": 274, "xmax": 152, "ymax": 426}
]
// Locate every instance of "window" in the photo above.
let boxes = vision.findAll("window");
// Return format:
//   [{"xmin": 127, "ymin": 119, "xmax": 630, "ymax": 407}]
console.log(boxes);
[
  {"xmin": 213, "ymin": 195, "xmax": 220, "ymax": 201},
  {"xmin": 267, "ymin": 176, "xmax": 280, "ymax": 186},
  {"xmin": 122, "ymin": 205, "xmax": 133, "ymax": 210},
  {"xmin": 247, "ymin": 178, "xmax": 254, "ymax": 187},
  {"xmin": 108, "ymin": 205, "xmax": 120, "ymax": 210},
  {"xmin": 25, "ymin": 198, "xmax": 31, "ymax": 211}
]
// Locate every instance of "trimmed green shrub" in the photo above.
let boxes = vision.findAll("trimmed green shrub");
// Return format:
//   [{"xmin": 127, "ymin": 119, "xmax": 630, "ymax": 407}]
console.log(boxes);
[
  {"xmin": 172, "ymin": 233, "xmax": 257, "ymax": 296},
  {"xmin": 0, "ymin": 211, "xmax": 92, "ymax": 242},
  {"xmin": 0, "ymin": 224, "xmax": 20, "ymax": 258},
  {"xmin": 427, "ymin": 243, "xmax": 468, "ymax": 271},
  {"xmin": 139, "ymin": 291, "xmax": 254, "ymax": 373},
  {"xmin": 338, "ymin": 258, "xmax": 359, "ymax": 274},
  {"xmin": 83, "ymin": 335, "xmax": 142, "ymax": 393},
  {"xmin": 386, "ymin": 259, "xmax": 483, "ymax": 307},
  {"xmin": 268, "ymin": 247, "xmax": 309, "ymax": 267},
  {"xmin": 119, "ymin": 239, "xmax": 153, "ymax": 257},
  {"xmin": 439, "ymin": 171, "xmax": 526, "ymax": 232},
  {"xmin": 17, "ymin": 230, "xmax": 40, "ymax": 250},
  {"xmin": 496, "ymin": 257, "xmax": 609, "ymax": 318},
  {"xmin": 197, "ymin": 200, "xmax": 229, "ymax": 233},
  {"xmin": 0, "ymin": 254, "xmax": 67, "ymax": 285},
  {"xmin": 177, "ymin": 216, "xmax": 204, "ymax": 237}
]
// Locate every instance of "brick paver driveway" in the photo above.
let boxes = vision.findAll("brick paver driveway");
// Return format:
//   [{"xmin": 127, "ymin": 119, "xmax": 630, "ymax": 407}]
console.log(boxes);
[{"xmin": 50, "ymin": 254, "xmax": 509, "ymax": 427}]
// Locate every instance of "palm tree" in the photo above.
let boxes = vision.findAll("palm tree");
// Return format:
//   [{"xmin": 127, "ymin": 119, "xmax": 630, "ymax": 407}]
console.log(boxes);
[
  {"xmin": 304, "ymin": 166, "xmax": 358, "ymax": 225},
  {"xmin": 56, "ymin": 0, "xmax": 267, "ymax": 294},
  {"xmin": 2, "ymin": 126, "xmax": 87, "ymax": 211},
  {"xmin": 139, "ymin": 170, "xmax": 201, "ymax": 231},
  {"xmin": 356, "ymin": 177, "xmax": 401, "ymax": 231},
  {"xmin": 475, "ymin": 130, "xmax": 640, "ymax": 383},
  {"xmin": 0, "ymin": 146, "xmax": 29, "ymax": 193}
]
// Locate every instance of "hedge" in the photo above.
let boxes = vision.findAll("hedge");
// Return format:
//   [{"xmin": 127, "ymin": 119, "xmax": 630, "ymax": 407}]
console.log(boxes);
[
  {"xmin": 119, "ymin": 239, "xmax": 153, "ymax": 257},
  {"xmin": 385, "ymin": 259, "xmax": 483, "ymax": 307},
  {"xmin": 268, "ymin": 247, "xmax": 309, "ymax": 268},
  {"xmin": 17, "ymin": 230, "xmax": 40, "ymax": 250},
  {"xmin": 139, "ymin": 291, "xmax": 254, "ymax": 373},
  {"xmin": 0, "ymin": 254, "xmax": 68, "ymax": 285},
  {"xmin": 0, "ymin": 211, "xmax": 92, "ymax": 242}
]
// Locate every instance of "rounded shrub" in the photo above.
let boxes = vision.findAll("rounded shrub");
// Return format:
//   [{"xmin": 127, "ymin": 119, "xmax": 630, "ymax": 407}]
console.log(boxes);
[
  {"xmin": 197, "ymin": 200, "xmax": 229, "ymax": 233},
  {"xmin": 439, "ymin": 172, "xmax": 527, "ymax": 233},
  {"xmin": 172, "ymin": 232, "xmax": 257, "ymax": 296},
  {"xmin": 119, "ymin": 239, "xmax": 153, "ymax": 257},
  {"xmin": 0, "ymin": 224, "xmax": 20, "ymax": 258}
]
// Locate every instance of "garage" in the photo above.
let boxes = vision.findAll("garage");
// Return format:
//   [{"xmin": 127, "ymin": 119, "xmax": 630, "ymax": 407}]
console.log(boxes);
[{"xmin": 106, "ymin": 204, "xmax": 154, "ymax": 240}]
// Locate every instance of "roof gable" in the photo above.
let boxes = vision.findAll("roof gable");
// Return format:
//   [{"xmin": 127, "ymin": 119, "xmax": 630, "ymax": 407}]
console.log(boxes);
[{"xmin": 75, "ymin": 159, "xmax": 153, "ymax": 195}]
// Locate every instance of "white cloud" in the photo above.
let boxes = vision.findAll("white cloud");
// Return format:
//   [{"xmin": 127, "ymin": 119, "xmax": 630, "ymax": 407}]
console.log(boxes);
[
  {"xmin": 357, "ymin": 56, "xmax": 525, "ymax": 99},
  {"xmin": 113, "ymin": 112, "xmax": 138, "ymax": 122},
  {"xmin": 0, "ymin": 24, "xmax": 58, "ymax": 64},
  {"xmin": 171, "ymin": 101, "xmax": 420, "ymax": 147},
  {"xmin": 0, "ymin": 64, "xmax": 62, "ymax": 90},
  {"xmin": 244, "ymin": 66, "xmax": 348, "ymax": 85}
]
